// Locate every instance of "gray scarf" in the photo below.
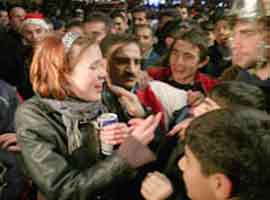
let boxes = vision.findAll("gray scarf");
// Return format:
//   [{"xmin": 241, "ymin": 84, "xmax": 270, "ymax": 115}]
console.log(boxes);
[{"xmin": 42, "ymin": 98, "xmax": 108, "ymax": 154}]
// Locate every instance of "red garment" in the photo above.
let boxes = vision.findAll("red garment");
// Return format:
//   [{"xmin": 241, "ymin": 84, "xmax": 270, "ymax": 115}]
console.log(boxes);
[
  {"xmin": 136, "ymin": 85, "xmax": 165, "ymax": 130},
  {"xmin": 147, "ymin": 67, "xmax": 219, "ymax": 93}
]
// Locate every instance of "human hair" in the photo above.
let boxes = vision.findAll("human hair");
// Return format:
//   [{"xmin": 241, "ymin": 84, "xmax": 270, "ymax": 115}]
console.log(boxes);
[
  {"xmin": 208, "ymin": 81, "xmax": 266, "ymax": 111},
  {"xmin": 134, "ymin": 24, "xmax": 154, "ymax": 36},
  {"xmin": 185, "ymin": 108, "xmax": 270, "ymax": 200},
  {"xmin": 66, "ymin": 20, "xmax": 83, "ymax": 30},
  {"xmin": 84, "ymin": 12, "xmax": 112, "ymax": 30},
  {"xmin": 131, "ymin": 6, "xmax": 150, "ymax": 19},
  {"xmin": 170, "ymin": 28, "xmax": 209, "ymax": 62},
  {"xmin": 111, "ymin": 12, "xmax": 126, "ymax": 23},
  {"xmin": 30, "ymin": 35, "xmax": 96, "ymax": 100},
  {"xmin": 100, "ymin": 33, "xmax": 138, "ymax": 58}
]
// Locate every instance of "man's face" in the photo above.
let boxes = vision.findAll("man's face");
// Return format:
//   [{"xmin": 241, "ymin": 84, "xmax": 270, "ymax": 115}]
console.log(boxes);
[
  {"xmin": 109, "ymin": 43, "xmax": 141, "ymax": 90},
  {"xmin": 113, "ymin": 16, "xmax": 128, "ymax": 34},
  {"xmin": 231, "ymin": 21, "xmax": 267, "ymax": 69},
  {"xmin": 83, "ymin": 21, "xmax": 107, "ymax": 43},
  {"xmin": 214, "ymin": 20, "xmax": 231, "ymax": 45},
  {"xmin": 178, "ymin": 146, "xmax": 217, "ymax": 200},
  {"xmin": 133, "ymin": 12, "xmax": 148, "ymax": 26},
  {"xmin": 22, "ymin": 24, "xmax": 48, "ymax": 46},
  {"xmin": 135, "ymin": 27, "xmax": 154, "ymax": 55},
  {"xmin": 9, "ymin": 7, "xmax": 26, "ymax": 31},
  {"xmin": 0, "ymin": 11, "xmax": 9, "ymax": 26},
  {"xmin": 170, "ymin": 39, "xmax": 200, "ymax": 82},
  {"xmin": 178, "ymin": 7, "xmax": 189, "ymax": 20}
]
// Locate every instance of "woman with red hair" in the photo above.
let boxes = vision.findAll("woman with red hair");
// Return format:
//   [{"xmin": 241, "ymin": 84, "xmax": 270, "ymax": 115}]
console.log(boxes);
[{"xmin": 15, "ymin": 32, "xmax": 161, "ymax": 200}]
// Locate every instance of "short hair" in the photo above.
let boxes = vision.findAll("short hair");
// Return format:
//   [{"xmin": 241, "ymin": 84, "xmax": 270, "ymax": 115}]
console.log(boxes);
[
  {"xmin": 134, "ymin": 24, "xmax": 154, "ymax": 36},
  {"xmin": 66, "ymin": 20, "xmax": 83, "ymax": 30},
  {"xmin": 185, "ymin": 108, "xmax": 270, "ymax": 200},
  {"xmin": 111, "ymin": 12, "xmax": 126, "ymax": 23},
  {"xmin": 30, "ymin": 35, "xmax": 96, "ymax": 100},
  {"xmin": 131, "ymin": 6, "xmax": 150, "ymax": 19},
  {"xmin": 100, "ymin": 33, "xmax": 137, "ymax": 57},
  {"xmin": 84, "ymin": 12, "xmax": 112, "ymax": 30},
  {"xmin": 170, "ymin": 28, "xmax": 209, "ymax": 62},
  {"xmin": 208, "ymin": 81, "xmax": 266, "ymax": 111}
]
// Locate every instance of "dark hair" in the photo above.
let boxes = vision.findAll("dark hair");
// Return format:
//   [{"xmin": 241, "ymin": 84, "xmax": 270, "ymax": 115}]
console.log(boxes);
[
  {"xmin": 134, "ymin": 24, "xmax": 154, "ymax": 36},
  {"xmin": 66, "ymin": 20, "xmax": 83, "ymax": 30},
  {"xmin": 185, "ymin": 108, "xmax": 270, "ymax": 200},
  {"xmin": 84, "ymin": 12, "xmax": 112, "ymax": 30},
  {"xmin": 131, "ymin": 6, "xmax": 150, "ymax": 19},
  {"xmin": 170, "ymin": 28, "xmax": 209, "ymax": 62},
  {"xmin": 208, "ymin": 81, "xmax": 266, "ymax": 111},
  {"xmin": 100, "ymin": 33, "xmax": 137, "ymax": 57},
  {"xmin": 111, "ymin": 12, "xmax": 126, "ymax": 23}
]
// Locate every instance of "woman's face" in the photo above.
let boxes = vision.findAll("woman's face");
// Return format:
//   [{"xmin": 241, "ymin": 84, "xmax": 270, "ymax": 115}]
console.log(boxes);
[{"xmin": 69, "ymin": 44, "xmax": 106, "ymax": 101}]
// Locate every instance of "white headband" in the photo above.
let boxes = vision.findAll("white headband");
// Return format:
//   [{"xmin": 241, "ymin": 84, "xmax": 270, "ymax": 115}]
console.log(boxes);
[
  {"xmin": 21, "ymin": 18, "xmax": 49, "ymax": 31},
  {"xmin": 62, "ymin": 32, "xmax": 81, "ymax": 53}
]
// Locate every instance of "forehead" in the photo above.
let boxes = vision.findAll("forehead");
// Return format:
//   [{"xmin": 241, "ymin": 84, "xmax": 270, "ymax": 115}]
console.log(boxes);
[
  {"xmin": 234, "ymin": 20, "xmax": 261, "ymax": 32},
  {"xmin": 133, "ymin": 11, "xmax": 146, "ymax": 18},
  {"xmin": 136, "ymin": 27, "xmax": 152, "ymax": 35},
  {"xmin": 216, "ymin": 20, "xmax": 229, "ymax": 28},
  {"xmin": 113, "ymin": 16, "xmax": 124, "ymax": 23},
  {"xmin": 23, "ymin": 24, "xmax": 45, "ymax": 32},
  {"xmin": 116, "ymin": 43, "xmax": 141, "ymax": 57},
  {"xmin": 11, "ymin": 7, "xmax": 25, "ymax": 16},
  {"xmin": 173, "ymin": 39, "xmax": 199, "ymax": 53},
  {"xmin": 85, "ymin": 21, "xmax": 106, "ymax": 30}
]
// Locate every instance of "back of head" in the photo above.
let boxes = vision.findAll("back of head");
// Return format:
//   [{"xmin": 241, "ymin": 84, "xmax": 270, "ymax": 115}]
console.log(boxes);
[
  {"xmin": 185, "ymin": 108, "xmax": 270, "ymax": 200},
  {"xmin": 209, "ymin": 81, "xmax": 266, "ymax": 111}
]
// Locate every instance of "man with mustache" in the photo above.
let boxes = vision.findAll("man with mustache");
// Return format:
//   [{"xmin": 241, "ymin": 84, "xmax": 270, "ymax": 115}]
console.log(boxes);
[{"xmin": 101, "ymin": 34, "xmax": 188, "ymax": 130}]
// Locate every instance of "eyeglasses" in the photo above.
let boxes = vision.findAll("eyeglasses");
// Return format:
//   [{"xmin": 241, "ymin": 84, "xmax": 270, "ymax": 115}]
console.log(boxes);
[{"xmin": 114, "ymin": 56, "xmax": 142, "ymax": 66}]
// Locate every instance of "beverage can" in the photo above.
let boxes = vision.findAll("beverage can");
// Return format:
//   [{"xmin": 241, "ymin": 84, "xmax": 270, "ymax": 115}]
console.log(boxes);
[{"xmin": 97, "ymin": 113, "xmax": 118, "ymax": 156}]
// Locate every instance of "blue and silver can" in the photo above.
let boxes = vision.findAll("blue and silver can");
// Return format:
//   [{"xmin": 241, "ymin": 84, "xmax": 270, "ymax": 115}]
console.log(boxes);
[{"xmin": 98, "ymin": 113, "xmax": 118, "ymax": 156}]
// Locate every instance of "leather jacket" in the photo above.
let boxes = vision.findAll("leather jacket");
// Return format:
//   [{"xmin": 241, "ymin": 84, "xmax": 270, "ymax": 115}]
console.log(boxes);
[{"xmin": 15, "ymin": 96, "xmax": 156, "ymax": 200}]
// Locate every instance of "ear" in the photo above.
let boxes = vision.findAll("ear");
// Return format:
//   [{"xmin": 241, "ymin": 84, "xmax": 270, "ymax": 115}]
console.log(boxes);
[
  {"xmin": 210, "ymin": 173, "xmax": 232, "ymax": 200},
  {"xmin": 197, "ymin": 56, "xmax": 209, "ymax": 69}
]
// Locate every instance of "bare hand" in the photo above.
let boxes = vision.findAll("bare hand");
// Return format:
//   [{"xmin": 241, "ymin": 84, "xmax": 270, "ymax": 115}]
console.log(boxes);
[
  {"xmin": 141, "ymin": 171, "xmax": 173, "ymax": 200},
  {"xmin": 167, "ymin": 118, "xmax": 193, "ymax": 140},
  {"xmin": 109, "ymin": 84, "xmax": 146, "ymax": 117},
  {"xmin": 0, "ymin": 133, "xmax": 21, "ymax": 152},
  {"xmin": 99, "ymin": 123, "xmax": 132, "ymax": 145},
  {"xmin": 187, "ymin": 90, "xmax": 204, "ymax": 107},
  {"xmin": 131, "ymin": 113, "xmax": 162, "ymax": 145}
]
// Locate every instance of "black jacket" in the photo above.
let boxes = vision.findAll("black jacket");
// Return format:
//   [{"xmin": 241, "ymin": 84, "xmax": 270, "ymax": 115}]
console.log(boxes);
[{"xmin": 15, "ymin": 96, "xmax": 156, "ymax": 200}]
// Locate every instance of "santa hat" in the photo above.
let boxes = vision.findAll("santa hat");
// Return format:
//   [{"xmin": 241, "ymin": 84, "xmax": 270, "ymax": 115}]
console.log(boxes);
[{"xmin": 21, "ymin": 12, "xmax": 49, "ymax": 31}]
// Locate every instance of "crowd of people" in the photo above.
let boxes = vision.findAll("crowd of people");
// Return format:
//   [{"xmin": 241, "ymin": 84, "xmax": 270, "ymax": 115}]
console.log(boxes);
[{"xmin": 0, "ymin": 0, "xmax": 269, "ymax": 200}]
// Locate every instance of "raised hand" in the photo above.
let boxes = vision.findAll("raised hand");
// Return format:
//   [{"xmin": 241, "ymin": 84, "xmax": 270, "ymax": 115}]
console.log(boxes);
[
  {"xmin": 131, "ymin": 113, "xmax": 162, "ymax": 145},
  {"xmin": 109, "ymin": 84, "xmax": 146, "ymax": 117},
  {"xmin": 141, "ymin": 171, "xmax": 173, "ymax": 200},
  {"xmin": 99, "ymin": 123, "xmax": 132, "ymax": 145}
]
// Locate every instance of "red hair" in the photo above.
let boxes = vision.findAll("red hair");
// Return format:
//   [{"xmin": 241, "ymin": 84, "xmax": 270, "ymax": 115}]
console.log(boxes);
[{"xmin": 30, "ymin": 35, "xmax": 95, "ymax": 100}]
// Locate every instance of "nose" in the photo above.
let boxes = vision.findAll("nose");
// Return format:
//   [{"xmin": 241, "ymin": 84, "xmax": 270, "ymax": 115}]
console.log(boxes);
[
  {"xmin": 126, "ymin": 59, "xmax": 137, "ymax": 73},
  {"xmin": 98, "ymin": 59, "xmax": 107, "ymax": 80},
  {"xmin": 231, "ymin": 33, "xmax": 241, "ymax": 50}
]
